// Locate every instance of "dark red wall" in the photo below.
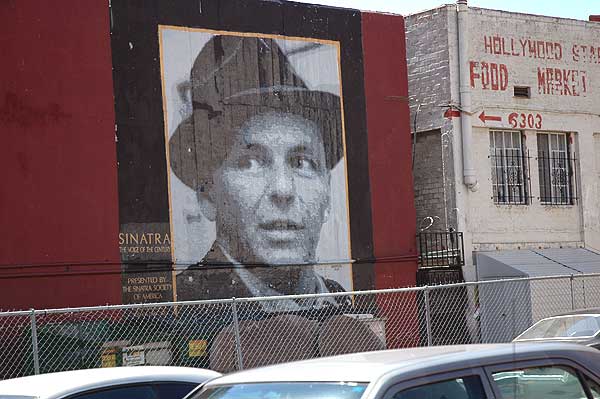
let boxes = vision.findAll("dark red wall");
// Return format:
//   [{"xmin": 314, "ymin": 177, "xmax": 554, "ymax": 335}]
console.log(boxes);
[
  {"xmin": 0, "ymin": 1, "xmax": 417, "ymax": 312},
  {"xmin": 362, "ymin": 12, "xmax": 419, "ymax": 348},
  {"xmin": 362, "ymin": 12, "xmax": 418, "ymax": 288},
  {"xmin": 0, "ymin": 0, "xmax": 122, "ymax": 309}
]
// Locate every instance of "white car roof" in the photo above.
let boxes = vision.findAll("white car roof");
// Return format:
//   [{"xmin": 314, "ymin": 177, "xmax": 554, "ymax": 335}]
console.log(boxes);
[
  {"xmin": 207, "ymin": 343, "xmax": 600, "ymax": 386},
  {"xmin": 208, "ymin": 345, "xmax": 493, "ymax": 385},
  {"xmin": 0, "ymin": 366, "xmax": 220, "ymax": 399}
]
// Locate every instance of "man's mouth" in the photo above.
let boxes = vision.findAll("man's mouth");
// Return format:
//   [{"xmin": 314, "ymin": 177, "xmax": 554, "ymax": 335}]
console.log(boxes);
[{"xmin": 259, "ymin": 220, "xmax": 304, "ymax": 231}]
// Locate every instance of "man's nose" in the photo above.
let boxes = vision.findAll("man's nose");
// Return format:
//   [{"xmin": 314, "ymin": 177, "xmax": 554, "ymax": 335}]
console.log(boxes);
[{"xmin": 269, "ymin": 162, "xmax": 296, "ymax": 208}]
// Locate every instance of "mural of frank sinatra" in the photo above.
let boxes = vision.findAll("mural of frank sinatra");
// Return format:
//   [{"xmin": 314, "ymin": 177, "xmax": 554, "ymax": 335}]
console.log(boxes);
[{"xmin": 168, "ymin": 34, "xmax": 348, "ymax": 309}]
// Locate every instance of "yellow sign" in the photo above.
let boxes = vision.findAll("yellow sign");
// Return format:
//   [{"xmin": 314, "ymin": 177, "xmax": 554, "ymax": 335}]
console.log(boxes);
[
  {"xmin": 188, "ymin": 340, "xmax": 208, "ymax": 357},
  {"xmin": 101, "ymin": 348, "xmax": 117, "ymax": 368}
]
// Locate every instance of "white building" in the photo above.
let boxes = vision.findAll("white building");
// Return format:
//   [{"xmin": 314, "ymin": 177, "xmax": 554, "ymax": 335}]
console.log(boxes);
[{"xmin": 407, "ymin": 2, "xmax": 600, "ymax": 282}]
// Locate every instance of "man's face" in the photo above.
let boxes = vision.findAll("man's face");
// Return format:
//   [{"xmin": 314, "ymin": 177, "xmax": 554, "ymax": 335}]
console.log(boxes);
[{"xmin": 210, "ymin": 111, "xmax": 331, "ymax": 265}]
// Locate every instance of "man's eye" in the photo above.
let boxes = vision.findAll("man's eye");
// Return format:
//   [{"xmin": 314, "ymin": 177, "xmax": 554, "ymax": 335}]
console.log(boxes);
[
  {"xmin": 291, "ymin": 155, "xmax": 319, "ymax": 173},
  {"xmin": 237, "ymin": 156, "xmax": 262, "ymax": 170}
]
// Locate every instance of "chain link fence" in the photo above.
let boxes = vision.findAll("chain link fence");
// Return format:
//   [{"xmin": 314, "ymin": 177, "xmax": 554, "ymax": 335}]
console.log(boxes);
[{"xmin": 1, "ymin": 273, "xmax": 600, "ymax": 379}]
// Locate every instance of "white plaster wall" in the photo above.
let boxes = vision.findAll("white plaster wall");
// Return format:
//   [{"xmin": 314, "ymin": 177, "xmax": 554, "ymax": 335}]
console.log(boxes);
[{"xmin": 457, "ymin": 8, "xmax": 600, "ymax": 252}]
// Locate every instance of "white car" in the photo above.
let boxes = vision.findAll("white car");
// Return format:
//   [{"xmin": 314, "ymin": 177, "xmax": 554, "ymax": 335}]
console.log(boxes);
[
  {"xmin": 0, "ymin": 366, "xmax": 220, "ymax": 399},
  {"xmin": 185, "ymin": 343, "xmax": 600, "ymax": 399}
]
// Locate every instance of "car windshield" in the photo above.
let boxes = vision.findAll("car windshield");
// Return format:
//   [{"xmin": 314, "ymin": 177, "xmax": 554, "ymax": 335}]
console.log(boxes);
[
  {"xmin": 189, "ymin": 382, "xmax": 368, "ymax": 399},
  {"xmin": 516, "ymin": 315, "xmax": 600, "ymax": 339}
]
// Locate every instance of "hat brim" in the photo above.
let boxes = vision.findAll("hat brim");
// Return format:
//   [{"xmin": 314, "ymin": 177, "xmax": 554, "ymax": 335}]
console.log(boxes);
[{"xmin": 169, "ymin": 89, "xmax": 344, "ymax": 191}]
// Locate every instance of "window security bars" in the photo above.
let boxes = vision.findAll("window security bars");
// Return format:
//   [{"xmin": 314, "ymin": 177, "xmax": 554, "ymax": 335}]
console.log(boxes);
[
  {"xmin": 417, "ymin": 231, "xmax": 465, "ymax": 268},
  {"xmin": 489, "ymin": 130, "xmax": 531, "ymax": 205},
  {"xmin": 537, "ymin": 133, "xmax": 577, "ymax": 205}
]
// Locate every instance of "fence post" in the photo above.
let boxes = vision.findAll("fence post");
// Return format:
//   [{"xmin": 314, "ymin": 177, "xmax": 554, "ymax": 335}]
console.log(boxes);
[
  {"xmin": 230, "ymin": 298, "xmax": 244, "ymax": 370},
  {"xmin": 424, "ymin": 286, "xmax": 433, "ymax": 346},
  {"xmin": 570, "ymin": 274, "xmax": 575, "ymax": 310},
  {"xmin": 29, "ymin": 309, "xmax": 40, "ymax": 375},
  {"xmin": 583, "ymin": 278, "xmax": 587, "ymax": 308}
]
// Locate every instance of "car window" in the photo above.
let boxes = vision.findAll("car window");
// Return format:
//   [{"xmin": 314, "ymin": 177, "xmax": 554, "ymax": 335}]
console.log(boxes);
[
  {"xmin": 70, "ymin": 384, "xmax": 158, "ymax": 399},
  {"xmin": 154, "ymin": 382, "xmax": 199, "ymax": 399},
  {"xmin": 190, "ymin": 382, "xmax": 367, "ymax": 399},
  {"xmin": 392, "ymin": 376, "xmax": 487, "ymax": 399},
  {"xmin": 491, "ymin": 366, "xmax": 587, "ymax": 399},
  {"xmin": 583, "ymin": 375, "xmax": 600, "ymax": 399},
  {"xmin": 516, "ymin": 316, "xmax": 600, "ymax": 340}
]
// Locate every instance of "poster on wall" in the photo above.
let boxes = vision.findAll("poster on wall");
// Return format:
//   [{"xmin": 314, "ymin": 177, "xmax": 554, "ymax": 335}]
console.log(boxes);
[
  {"xmin": 159, "ymin": 28, "xmax": 353, "ymax": 308},
  {"xmin": 111, "ymin": 0, "xmax": 376, "ymax": 306}
]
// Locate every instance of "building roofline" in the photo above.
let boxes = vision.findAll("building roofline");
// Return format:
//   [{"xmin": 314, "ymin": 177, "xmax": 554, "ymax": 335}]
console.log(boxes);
[{"xmin": 406, "ymin": 3, "xmax": 600, "ymax": 26}]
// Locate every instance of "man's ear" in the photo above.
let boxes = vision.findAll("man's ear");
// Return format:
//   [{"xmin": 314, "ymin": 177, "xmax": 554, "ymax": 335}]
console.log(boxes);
[{"xmin": 197, "ymin": 185, "xmax": 216, "ymax": 222}]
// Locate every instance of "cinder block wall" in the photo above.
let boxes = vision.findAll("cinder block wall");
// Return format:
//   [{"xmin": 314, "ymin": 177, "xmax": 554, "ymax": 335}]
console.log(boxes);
[
  {"xmin": 413, "ymin": 129, "xmax": 445, "ymax": 231},
  {"xmin": 406, "ymin": 6, "xmax": 456, "ymax": 232}
]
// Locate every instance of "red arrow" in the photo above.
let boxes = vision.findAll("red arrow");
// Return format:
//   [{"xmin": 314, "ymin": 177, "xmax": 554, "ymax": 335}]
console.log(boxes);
[{"xmin": 479, "ymin": 111, "xmax": 502, "ymax": 123}]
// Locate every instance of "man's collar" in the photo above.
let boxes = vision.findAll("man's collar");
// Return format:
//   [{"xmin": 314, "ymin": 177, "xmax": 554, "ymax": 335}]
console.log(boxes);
[{"xmin": 214, "ymin": 242, "xmax": 338, "ymax": 311}]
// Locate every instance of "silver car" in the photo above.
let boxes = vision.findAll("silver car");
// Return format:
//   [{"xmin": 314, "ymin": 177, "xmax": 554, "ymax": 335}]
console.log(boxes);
[
  {"xmin": 513, "ymin": 309, "xmax": 600, "ymax": 349},
  {"xmin": 186, "ymin": 343, "xmax": 600, "ymax": 399}
]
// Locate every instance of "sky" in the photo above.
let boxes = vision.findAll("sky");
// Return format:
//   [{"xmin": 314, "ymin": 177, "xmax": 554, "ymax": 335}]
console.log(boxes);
[{"xmin": 290, "ymin": 0, "xmax": 598, "ymax": 21}]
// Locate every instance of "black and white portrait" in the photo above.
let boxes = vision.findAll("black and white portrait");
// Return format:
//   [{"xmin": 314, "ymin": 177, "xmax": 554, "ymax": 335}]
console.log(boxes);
[{"xmin": 159, "ymin": 28, "xmax": 351, "ymax": 305}]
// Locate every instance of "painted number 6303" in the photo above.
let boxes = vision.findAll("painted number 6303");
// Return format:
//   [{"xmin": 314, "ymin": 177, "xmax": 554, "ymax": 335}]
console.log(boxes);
[{"xmin": 508, "ymin": 112, "xmax": 542, "ymax": 129}]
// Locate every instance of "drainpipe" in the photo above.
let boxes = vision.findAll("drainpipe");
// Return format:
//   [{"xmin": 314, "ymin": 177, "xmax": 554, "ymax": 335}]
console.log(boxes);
[{"xmin": 457, "ymin": 0, "xmax": 478, "ymax": 191}]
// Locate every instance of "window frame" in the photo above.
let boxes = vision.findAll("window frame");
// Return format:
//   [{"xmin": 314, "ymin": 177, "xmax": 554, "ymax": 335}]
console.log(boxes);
[
  {"xmin": 489, "ymin": 130, "xmax": 530, "ymax": 205},
  {"xmin": 484, "ymin": 358, "xmax": 600, "ymax": 399},
  {"xmin": 381, "ymin": 367, "xmax": 496, "ymax": 399},
  {"xmin": 536, "ymin": 131, "xmax": 576, "ymax": 205},
  {"xmin": 593, "ymin": 133, "xmax": 600, "ymax": 179}
]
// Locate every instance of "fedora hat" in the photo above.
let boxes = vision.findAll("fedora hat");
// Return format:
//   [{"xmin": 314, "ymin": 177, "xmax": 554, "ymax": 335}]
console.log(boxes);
[{"xmin": 168, "ymin": 35, "xmax": 343, "ymax": 192}]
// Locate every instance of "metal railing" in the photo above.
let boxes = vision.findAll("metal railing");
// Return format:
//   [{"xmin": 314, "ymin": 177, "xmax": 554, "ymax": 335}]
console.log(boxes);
[
  {"xmin": 417, "ymin": 231, "xmax": 464, "ymax": 268},
  {"xmin": 2, "ymin": 273, "xmax": 600, "ymax": 379}
]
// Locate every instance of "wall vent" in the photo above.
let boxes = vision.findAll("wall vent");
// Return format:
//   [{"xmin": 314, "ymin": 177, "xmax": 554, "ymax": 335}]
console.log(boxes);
[{"xmin": 514, "ymin": 86, "xmax": 530, "ymax": 98}]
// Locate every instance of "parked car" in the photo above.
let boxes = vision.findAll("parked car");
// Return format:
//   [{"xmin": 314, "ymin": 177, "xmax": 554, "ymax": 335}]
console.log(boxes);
[
  {"xmin": 0, "ymin": 366, "xmax": 220, "ymax": 399},
  {"xmin": 513, "ymin": 308, "xmax": 600, "ymax": 348},
  {"xmin": 185, "ymin": 343, "xmax": 600, "ymax": 399}
]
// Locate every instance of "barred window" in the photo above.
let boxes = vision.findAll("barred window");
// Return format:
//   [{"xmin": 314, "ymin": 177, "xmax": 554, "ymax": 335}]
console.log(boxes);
[
  {"xmin": 537, "ymin": 132, "xmax": 576, "ymax": 205},
  {"xmin": 489, "ymin": 130, "xmax": 529, "ymax": 205}
]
